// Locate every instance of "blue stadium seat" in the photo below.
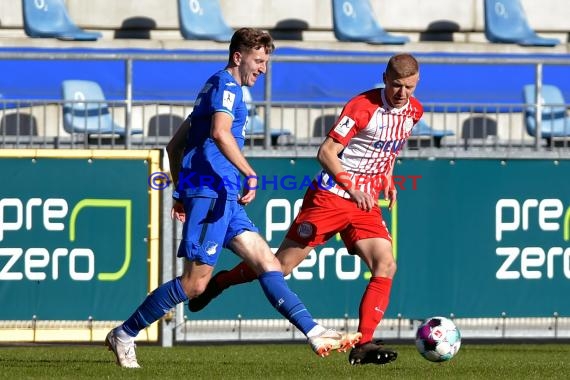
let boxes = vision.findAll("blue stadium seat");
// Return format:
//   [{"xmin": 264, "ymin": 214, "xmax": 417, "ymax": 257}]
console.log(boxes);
[
  {"xmin": 62, "ymin": 80, "xmax": 142, "ymax": 136},
  {"xmin": 177, "ymin": 0, "xmax": 233, "ymax": 42},
  {"xmin": 242, "ymin": 87, "xmax": 291, "ymax": 145},
  {"xmin": 483, "ymin": 0, "xmax": 560, "ymax": 46},
  {"xmin": 331, "ymin": 0, "xmax": 409, "ymax": 45},
  {"xmin": 413, "ymin": 119, "xmax": 454, "ymax": 138},
  {"xmin": 523, "ymin": 84, "xmax": 570, "ymax": 143},
  {"xmin": 22, "ymin": 0, "xmax": 102, "ymax": 41},
  {"xmin": 411, "ymin": 119, "xmax": 454, "ymax": 148}
]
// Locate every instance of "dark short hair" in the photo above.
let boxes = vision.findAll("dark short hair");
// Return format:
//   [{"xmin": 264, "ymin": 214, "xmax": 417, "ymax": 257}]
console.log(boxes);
[
  {"xmin": 385, "ymin": 53, "xmax": 419, "ymax": 79},
  {"xmin": 228, "ymin": 28, "xmax": 275, "ymax": 61}
]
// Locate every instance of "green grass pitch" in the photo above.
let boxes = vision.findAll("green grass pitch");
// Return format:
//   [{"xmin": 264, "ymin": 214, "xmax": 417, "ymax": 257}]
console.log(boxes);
[{"xmin": 0, "ymin": 342, "xmax": 569, "ymax": 379}]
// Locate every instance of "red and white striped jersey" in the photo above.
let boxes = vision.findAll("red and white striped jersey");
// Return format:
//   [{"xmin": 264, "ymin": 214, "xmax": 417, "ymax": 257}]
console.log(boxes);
[{"xmin": 318, "ymin": 88, "xmax": 423, "ymax": 199}]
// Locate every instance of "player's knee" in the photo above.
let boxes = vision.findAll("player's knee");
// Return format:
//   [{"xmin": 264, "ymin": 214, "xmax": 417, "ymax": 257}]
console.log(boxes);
[
  {"xmin": 387, "ymin": 260, "xmax": 397, "ymax": 277},
  {"xmin": 180, "ymin": 278, "xmax": 208, "ymax": 299},
  {"xmin": 281, "ymin": 266, "xmax": 294, "ymax": 276},
  {"xmin": 373, "ymin": 255, "xmax": 396, "ymax": 277},
  {"xmin": 186, "ymin": 285, "xmax": 207, "ymax": 299}
]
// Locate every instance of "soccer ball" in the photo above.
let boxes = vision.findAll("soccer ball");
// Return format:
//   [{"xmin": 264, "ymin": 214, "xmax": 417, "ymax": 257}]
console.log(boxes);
[{"xmin": 415, "ymin": 316, "xmax": 461, "ymax": 362}]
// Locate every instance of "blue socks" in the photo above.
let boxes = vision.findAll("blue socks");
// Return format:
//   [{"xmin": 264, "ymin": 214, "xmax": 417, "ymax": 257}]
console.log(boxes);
[
  {"xmin": 122, "ymin": 277, "xmax": 188, "ymax": 337},
  {"xmin": 121, "ymin": 272, "xmax": 317, "ymax": 338},
  {"xmin": 258, "ymin": 271, "xmax": 317, "ymax": 336}
]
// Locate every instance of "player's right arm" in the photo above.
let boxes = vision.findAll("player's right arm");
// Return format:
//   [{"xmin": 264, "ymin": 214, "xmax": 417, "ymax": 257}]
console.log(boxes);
[
  {"xmin": 166, "ymin": 116, "xmax": 191, "ymax": 187},
  {"xmin": 165, "ymin": 116, "xmax": 191, "ymax": 222},
  {"xmin": 317, "ymin": 137, "xmax": 375, "ymax": 211}
]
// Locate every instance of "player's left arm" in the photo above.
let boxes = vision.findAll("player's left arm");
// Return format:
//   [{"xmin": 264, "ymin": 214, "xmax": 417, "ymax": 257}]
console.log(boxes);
[
  {"xmin": 384, "ymin": 110, "xmax": 422, "ymax": 211},
  {"xmin": 211, "ymin": 111, "xmax": 258, "ymax": 205},
  {"xmin": 384, "ymin": 156, "xmax": 397, "ymax": 211},
  {"xmin": 166, "ymin": 116, "xmax": 191, "ymax": 185}
]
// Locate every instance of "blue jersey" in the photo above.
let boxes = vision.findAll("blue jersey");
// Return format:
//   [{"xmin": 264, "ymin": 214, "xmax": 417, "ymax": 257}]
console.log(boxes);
[{"xmin": 177, "ymin": 70, "xmax": 248, "ymax": 200}]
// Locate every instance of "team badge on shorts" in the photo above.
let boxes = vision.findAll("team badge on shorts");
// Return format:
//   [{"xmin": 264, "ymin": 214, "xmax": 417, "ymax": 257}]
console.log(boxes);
[
  {"xmin": 297, "ymin": 222, "xmax": 314, "ymax": 239},
  {"xmin": 204, "ymin": 241, "xmax": 219, "ymax": 256}
]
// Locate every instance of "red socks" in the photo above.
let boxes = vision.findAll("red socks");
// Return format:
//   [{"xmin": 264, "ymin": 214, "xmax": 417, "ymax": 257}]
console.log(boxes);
[
  {"xmin": 216, "ymin": 261, "xmax": 257, "ymax": 289},
  {"xmin": 357, "ymin": 276, "xmax": 392, "ymax": 345}
]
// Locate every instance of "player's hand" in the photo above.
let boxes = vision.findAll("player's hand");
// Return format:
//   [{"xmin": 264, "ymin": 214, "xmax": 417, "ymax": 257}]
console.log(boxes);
[
  {"xmin": 349, "ymin": 189, "xmax": 375, "ymax": 211},
  {"xmin": 171, "ymin": 200, "xmax": 186, "ymax": 222},
  {"xmin": 238, "ymin": 175, "xmax": 257, "ymax": 206},
  {"xmin": 384, "ymin": 186, "xmax": 397, "ymax": 211},
  {"xmin": 382, "ymin": 174, "xmax": 397, "ymax": 211}
]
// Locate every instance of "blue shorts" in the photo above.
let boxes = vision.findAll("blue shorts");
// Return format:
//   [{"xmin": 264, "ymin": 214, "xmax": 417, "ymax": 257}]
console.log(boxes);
[{"xmin": 177, "ymin": 197, "xmax": 259, "ymax": 266}]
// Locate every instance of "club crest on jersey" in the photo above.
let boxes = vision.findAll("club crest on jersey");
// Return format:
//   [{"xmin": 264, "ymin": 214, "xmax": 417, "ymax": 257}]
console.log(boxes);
[
  {"xmin": 223, "ymin": 90, "xmax": 235, "ymax": 110},
  {"xmin": 333, "ymin": 116, "xmax": 355, "ymax": 137},
  {"xmin": 404, "ymin": 118, "xmax": 415, "ymax": 134}
]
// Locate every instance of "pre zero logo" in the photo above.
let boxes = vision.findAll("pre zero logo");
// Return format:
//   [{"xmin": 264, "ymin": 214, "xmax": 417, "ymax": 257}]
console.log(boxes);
[
  {"xmin": 494, "ymin": 198, "xmax": 570, "ymax": 280},
  {"xmin": 0, "ymin": 198, "xmax": 133, "ymax": 282}
]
